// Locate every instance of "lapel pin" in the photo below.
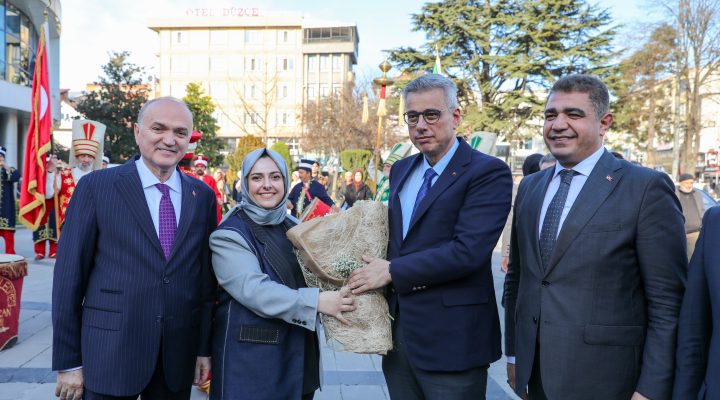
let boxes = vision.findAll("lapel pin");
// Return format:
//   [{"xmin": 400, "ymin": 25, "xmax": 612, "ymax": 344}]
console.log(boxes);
[
  {"xmin": 192, "ymin": 190, "xmax": 196, "ymax": 197},
  {"xmin": 606, "ymin": 175, "xmax": 613, "ymax": 182},
  {"xmin": 452, "ymin": 171, "xmax": 457, "ymax": 176}
]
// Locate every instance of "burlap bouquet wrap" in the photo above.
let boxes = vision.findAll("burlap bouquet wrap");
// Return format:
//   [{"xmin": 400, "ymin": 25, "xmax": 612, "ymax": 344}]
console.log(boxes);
[{"xmin": 287, "ymin": 200, "xmax": 393, "ymax": 354}]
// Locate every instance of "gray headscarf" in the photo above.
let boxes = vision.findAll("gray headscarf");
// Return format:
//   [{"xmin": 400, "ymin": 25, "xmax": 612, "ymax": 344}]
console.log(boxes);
[{"xmin": 236, "ymin": 148, "xmax": 290, "ymax": 226}]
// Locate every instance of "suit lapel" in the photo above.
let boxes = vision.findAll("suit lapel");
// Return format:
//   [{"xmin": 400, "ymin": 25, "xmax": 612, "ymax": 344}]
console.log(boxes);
[
  {"xmin": 115, "ymin": 160, "xmax": 164, "ymax": 257},
  {"xmin": 390, "ymin": 154, "xmax": 421, "ymax": 249},
  {"xmin": 407, "ymin": 139, "xmax": 470, "ymax": 233},
  {"xmin": 170, "ymin": 173, "xmax": 198, "ymax": 261},
  {"xmin": 545, "ymin": 151, "xmax": 623, "ymax": 276},
  {"xmin": 526, "ymin": 168, "xmax": 554, "ymax": 270}
]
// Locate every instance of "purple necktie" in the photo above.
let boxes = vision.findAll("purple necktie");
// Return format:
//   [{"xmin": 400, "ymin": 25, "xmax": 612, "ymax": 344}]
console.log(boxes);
[
  {"xmin": 411, "ymin": 168, "xmax": 437, "ymax": 221},
  {"xmin": 156, "ymin": 183, "xmax": 177, "ymax": 259}
]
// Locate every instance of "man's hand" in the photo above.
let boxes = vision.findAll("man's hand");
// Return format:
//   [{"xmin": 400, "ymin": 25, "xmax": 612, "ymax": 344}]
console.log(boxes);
[
  {"xmin": 631, "ymin": 392, "xmax": 650, "ymax": 400},
  {"xmin": 55, "ymin": 369, "xmax": 84, "ymax": 400},
  {"xmin": 347, "ymin": 256, "xmax": 391, "ymax": 295},
  {"xmin": 194, "ymin": 356, "xmax": 211, "ymax": 386},
  {"xmin": 506, "ymin": 363, "xmax": 528, "ymax": 399},
  {"xmin": 501, "ymin": 256, "xmax": 509, "ymax": 273}
]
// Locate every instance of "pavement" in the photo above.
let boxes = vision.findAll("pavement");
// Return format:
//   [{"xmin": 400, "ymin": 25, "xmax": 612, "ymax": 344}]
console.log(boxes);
[{"xmin": 0, "ymin": 227, "xmax": 518, "ymax": 400}]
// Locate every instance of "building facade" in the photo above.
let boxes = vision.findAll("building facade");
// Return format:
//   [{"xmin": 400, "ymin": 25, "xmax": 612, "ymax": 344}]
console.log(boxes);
[
  {"xmin": 149, "ymin": 10, "xmax": 358, "ymax": 158},
  {"xmin": 0, "ymin": 0, "xmax": 61, "ymax": 168}
]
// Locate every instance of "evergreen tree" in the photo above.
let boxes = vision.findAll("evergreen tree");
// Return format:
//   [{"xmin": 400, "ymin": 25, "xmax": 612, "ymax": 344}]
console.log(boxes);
[
  {"xmin": 75, "ymin": 51, "xmax": 148, "ymax": 162},
  {"xmin": 612, "ymin": 24, "xmax": 675, "ymax": 167},
  {"xmin": 183, "ymin": 82, "xmax": 225, "ymax": 166},
  {"xmin": 389, "ymin": 0, "xmax": 617, "ymax": 141},
  {"xmin": 270, "ymin": 141, "xmax": 293, "ymax": 170}
]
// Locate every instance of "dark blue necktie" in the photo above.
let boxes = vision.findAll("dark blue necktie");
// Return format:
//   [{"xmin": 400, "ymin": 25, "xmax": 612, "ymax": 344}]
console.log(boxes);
[
  {"xmin": 539, "ymin": 169, "xmax": 576, "ymax": 270},
  {"xmin": 411, "ymin": 168, "xmax": 437, "ymax": 221}
]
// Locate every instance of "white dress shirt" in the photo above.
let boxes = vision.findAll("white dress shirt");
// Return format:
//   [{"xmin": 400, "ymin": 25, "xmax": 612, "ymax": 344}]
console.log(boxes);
[
  {"xmin": 538, "ymin": 146, "xmax": 606, "ymax": 238},
  {"xmin": 398, "ymin": 138, "xmax": 460, "ymax": 239},
  {"xmin": 135, "ymin": 158, "xmax": 182, "ymax": 236}
]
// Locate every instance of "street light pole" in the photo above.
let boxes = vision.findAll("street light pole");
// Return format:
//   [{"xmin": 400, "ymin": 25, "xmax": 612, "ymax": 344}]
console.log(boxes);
[{"xmin": 372, "ymin": 60, "xmax": 394, "ymax": 186}]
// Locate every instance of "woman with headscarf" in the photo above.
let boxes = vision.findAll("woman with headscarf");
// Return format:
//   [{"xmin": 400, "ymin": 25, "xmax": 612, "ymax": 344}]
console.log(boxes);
[{"xmin": 209, "ymin": 149, "xmax": 355, "ymax": 400}]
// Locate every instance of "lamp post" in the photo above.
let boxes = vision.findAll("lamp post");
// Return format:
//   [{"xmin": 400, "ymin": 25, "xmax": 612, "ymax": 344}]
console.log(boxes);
[{"xmin": 372, "ymin": 60, "xmax": 394, "ymax": 186}]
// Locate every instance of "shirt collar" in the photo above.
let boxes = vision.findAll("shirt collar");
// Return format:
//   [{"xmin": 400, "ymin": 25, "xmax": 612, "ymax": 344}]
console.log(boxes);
[
  {"xmin": 422, "ymin": 137, "xmax": 460, "ymax": 175},
  {"xmin": 135, "ymin": 158, "xmax": 182, "ymax": 194},
  {"xmin": 552, "ymin": 145, "xmax": 606, "ymax": 178}
]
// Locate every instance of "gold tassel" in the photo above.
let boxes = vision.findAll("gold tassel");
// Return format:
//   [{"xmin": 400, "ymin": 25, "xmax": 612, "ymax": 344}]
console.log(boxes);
[
  {"xmin": 362, "ymin": 94, "xmax": 369, "ymax": 124},
  {"xmin": 377, "ymin": 99, "xmax": 387, "ymax": 117},
  {"xmin": 398, "ymin": 95, "xmax": 405, "ymax": 125}
]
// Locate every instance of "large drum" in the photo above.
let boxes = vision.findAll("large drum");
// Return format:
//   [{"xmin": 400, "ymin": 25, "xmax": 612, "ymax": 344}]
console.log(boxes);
[{"xmin": 0, "ymin": 254, "xmax": 27, "ymax": 351}]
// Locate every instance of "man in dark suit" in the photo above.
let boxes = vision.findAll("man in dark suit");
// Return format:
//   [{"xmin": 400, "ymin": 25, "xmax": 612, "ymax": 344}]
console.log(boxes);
[
  {"xmin": 287, "ymin": 158, "xmax": 336, "ymax": 218},
  {"xmin": 674, "ymin": 205, "xmax": 720, "ymax": 399},
  {"xmin": 52, "ymin": 97, "xmax": 218, "ymax": 400},
  {"xmin": 503, "ymin": 75, "xmax": 686, "ymax": 400},
  {"xmin": 348, "ymin": 74, "xmax": 512, "ymax": 399}
]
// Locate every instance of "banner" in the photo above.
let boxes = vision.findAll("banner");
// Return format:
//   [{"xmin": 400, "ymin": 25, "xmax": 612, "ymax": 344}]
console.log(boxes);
[{"xmin": 19, "ymin": 26, "xmax": 52, "ymax": 230}]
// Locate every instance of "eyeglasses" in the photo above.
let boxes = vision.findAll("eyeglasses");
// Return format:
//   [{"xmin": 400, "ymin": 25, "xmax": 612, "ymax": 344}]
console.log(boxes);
[{"xmin": 403, "ymin": 108, "xmax": 447, "ymax": 126}]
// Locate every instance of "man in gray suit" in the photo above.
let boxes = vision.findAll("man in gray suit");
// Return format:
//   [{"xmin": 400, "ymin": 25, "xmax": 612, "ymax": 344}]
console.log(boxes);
[{"xmin": 503, "ymin": 75, "xmax": 686, "ymax": 400}]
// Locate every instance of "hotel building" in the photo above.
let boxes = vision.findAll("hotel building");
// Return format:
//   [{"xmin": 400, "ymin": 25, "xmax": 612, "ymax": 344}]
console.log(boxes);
[{"xmin": 149, "ymin": 10, "xmax": 359, "ymax": 157}]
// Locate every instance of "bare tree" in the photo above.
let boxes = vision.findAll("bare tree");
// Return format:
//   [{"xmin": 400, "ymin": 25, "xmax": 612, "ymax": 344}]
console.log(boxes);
[
  {"xmin": 220, "ymin": 61, "xmax": 280, "ymax": 146},
  {"xmin": 666, "ymin": 0, "xmax": 720, "ymax": 174}
]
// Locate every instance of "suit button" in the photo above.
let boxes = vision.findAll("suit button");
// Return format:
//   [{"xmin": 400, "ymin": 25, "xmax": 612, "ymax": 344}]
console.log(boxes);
[
  {"xmin": 156, "ymin": 316, "xmax": 163, "ymax": 323},
  {"xmin": 532, "ymin": 317, "xmax": 538, "ymax": 324},
  {"xmin": 163, "ymin": 277, "xmax": 170, "ymax": 284},
  {"xmin": 541, "ymin": 281, "xmax": 549, "ymax": 287}
]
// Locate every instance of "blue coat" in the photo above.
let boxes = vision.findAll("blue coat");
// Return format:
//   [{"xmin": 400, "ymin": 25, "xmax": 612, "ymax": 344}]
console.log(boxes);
[
  {"xmin": 287, "ymin": 180, "xmax": 334, "ymax": 218},
  {"xmin": 51, "ymin": 158, "xmax": 217, "ymax": 396},
  {"xmin": 387, "ymin": 138, "xmax": 511, "ymax": 371},
  {"xmin": 210, "ymin": 210, "xmax": 319, "ymax": 399},
  {"xmin": 674, "ymin": 205, "xmax": 720, "ymax": 399}
]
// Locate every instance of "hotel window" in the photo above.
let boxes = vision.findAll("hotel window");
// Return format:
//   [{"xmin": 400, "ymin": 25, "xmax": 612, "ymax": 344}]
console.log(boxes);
[
  {"xmin": 244, "ymin": 30, "xmax": 262, "ymax": 44},
  {"xmin": 308, "ymin": 55, "xmax": 317, "ymax": 71},
  {"xmin": 333, "ymin": 54, "xmax": 342, "ymax": 70},
  {"xmin": 210, "ymin": 30, "xmax": 227, "ymax": 46},
  {"xmin": 282, "ymin": 31, "xmax": 289, "ymax": 43},
  {"xmin": 277, "ymin": 85, "xmax": 288, "ymax": 99},
  {"xmin": 210, "ymin": 56, "xmax": 227, "ymax": 72},
  {"xmin": 281, "ymin": 57, "xmax": 294, "ymax": 71},
  {"xmin": 332, "ymin": 84, "xmax": 341, "ymax": 96},
  {"xmin": 319, "ymin": 55, "xmax": 329, "ymax": 71},
  {"xmin": 307, "ymin": 86, "xmax": 316, "ymax": 100},
  {"xmin": 320, "ymin": 84, "xmax": 330, "ymax": 98},
  {"xmin": 174, "ymin": 31, "xmax": 184, "ymax": 45}
]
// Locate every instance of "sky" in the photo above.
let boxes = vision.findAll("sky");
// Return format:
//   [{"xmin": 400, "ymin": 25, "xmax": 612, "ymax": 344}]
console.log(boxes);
[{"xmin": 58, "ymin": 0, "xmax": 665, "ymax": 90}]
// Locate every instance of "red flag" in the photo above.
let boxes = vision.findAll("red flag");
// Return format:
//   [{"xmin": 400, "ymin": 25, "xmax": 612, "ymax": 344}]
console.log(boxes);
[{"xmin": 19, "ymin": 26, "xmax": 52, "ymax": 230}]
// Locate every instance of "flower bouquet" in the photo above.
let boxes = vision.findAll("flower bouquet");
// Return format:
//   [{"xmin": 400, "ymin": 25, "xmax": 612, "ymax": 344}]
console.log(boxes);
[{"xmin": 287, "ymin": 200, "xmax": 392, "ymax": 354}]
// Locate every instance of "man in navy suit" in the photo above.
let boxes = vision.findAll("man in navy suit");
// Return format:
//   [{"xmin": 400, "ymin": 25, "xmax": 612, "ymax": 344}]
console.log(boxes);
[
  {"xmin": 52, "ymin": 97, "xmax": 218, "ymax": 400},
  {"xmin": 674, "ymin": 205, "xmax": 720, "ymax": 399},
  {"xmin": 348, "ymin": 74, "xmax": 512, "ymax": 399}
]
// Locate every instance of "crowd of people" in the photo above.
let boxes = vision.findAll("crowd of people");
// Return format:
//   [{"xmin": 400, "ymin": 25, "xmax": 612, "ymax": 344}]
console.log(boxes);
[{"xmin": 0, "ymin": 73, "xmax": 707, "ymax": 400}]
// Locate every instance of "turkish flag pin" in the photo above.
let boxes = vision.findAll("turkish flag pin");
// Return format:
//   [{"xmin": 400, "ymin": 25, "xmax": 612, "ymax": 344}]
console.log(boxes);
[{"xmin": 606, "ymin": 175, "xmax": 613, "ymax": 182}]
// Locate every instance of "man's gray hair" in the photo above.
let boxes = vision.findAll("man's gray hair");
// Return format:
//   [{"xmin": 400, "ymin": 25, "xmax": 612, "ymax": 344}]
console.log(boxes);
[
  {"xmin": 403, "ymin": 74, "xmax": 459, "ymax": 111},
  {"xmin": 549, "ymin": 74, "xmax": 609, "ymax": 119},
  {"xmin": 137, "ymin": 97, "xmax": 193, "ymax": 127}
]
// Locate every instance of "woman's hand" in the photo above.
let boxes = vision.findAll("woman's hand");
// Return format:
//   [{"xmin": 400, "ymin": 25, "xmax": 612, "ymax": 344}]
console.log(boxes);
[{"xmin": 318, "ymin": 287, "xmax": 356, "ymax": 326}]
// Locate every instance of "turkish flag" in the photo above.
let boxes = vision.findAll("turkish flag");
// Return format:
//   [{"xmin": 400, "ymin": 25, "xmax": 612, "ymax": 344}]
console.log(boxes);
[{"xmin": 19, "ymin": 26, "xmax": 52, "ymax": 230}]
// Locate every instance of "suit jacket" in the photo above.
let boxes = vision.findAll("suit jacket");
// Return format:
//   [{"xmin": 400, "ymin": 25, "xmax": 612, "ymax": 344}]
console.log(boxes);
[
  {"xmin": 504, "ymin": 150, "xmax": 686, "ymax": 400},
  {"xmin": 387, "ymin": 138, "xmax": 512, "ymax": 371},
  {"xmin": 674, "ymin": 206, "xmax": 720, "ymax": 400},
  {"xmin": 52, "ymin": 158, "xmax": 218, "ymax": 396}
]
